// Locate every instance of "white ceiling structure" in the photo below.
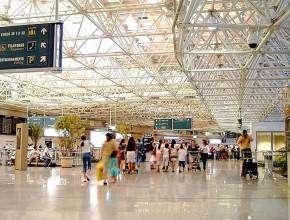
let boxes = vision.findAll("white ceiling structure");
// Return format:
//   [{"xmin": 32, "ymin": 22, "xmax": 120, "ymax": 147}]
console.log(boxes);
[{"xmin": 0, "ymin": 0, "xmax": 289, "ymax": 131}]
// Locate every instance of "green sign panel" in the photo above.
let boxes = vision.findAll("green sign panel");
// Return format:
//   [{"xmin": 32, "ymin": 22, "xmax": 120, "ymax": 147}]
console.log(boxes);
[
  {"xmin": 154, "ymin": 119, "xmax": 172, "ymax": 130},
  {"xmin": 44, "ymin": 117, "xmax": 58, "ymax": 127},
  {"xmin": 225, "ymin": 131, "xmax": 237, "ymax": 138},
  {"xmin": 28, "ymin": 116, "xmax": 58, "ymax": 127},
  {"xmin": 28, "ymin": 117, "xmax": 44, "ymax": 126},
  {"xmin": 173, "ymin": 118, "xmax": 192, "ymax": 130},
  {"xmin": 0, "ymin": 23, "xmax": 57, "ymax": 70}
]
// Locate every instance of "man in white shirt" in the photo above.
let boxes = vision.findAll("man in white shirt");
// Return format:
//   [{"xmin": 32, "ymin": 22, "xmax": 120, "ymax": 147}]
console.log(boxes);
[
  {"xmin": 42, "ymin": 144, "xmax": 51, "ymax": 167},
  {"xmin": 28, "ymin": 146, "xmax": 40, "ymax": 166}
]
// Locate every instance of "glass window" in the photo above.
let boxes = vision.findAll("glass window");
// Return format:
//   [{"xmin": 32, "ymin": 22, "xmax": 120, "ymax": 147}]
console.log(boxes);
[
  {"xmin": 272, "ymin": 132, "xmax": 285, "ymax": 151},
  {"xmin": 256, "ymin": 132, "xmax": 271, "ymax": 161}
]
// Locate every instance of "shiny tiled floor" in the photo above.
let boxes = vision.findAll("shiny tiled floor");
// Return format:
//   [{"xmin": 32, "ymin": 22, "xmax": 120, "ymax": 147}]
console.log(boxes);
[{"xmin": 0, "ymin": 160, "xmax": 288, "ymax": 220}]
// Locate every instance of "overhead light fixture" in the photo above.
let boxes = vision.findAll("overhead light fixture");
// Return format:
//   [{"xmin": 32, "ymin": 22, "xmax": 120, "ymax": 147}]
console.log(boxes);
[
  {"xmin": 247, "ymin": 31, "xmax": 258, "ymax": 48},
  {"xmin": 208, "ymin": 16, "xmax": 217, "ymax": 30},
  {"xmin": 208, "ymin": 11, "xmax": 218, "ymax": 30}
]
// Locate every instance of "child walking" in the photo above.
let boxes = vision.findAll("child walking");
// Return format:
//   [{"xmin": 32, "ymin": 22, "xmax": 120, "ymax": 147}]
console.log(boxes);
[{"xmin": 110, "ymin": 151, "xmax": 119, "ymax": 183}]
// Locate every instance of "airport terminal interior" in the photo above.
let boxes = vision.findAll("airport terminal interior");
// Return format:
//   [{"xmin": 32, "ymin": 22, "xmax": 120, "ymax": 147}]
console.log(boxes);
[{"xmin": 0, "ymin": 0, "xmax": 289, "ymax": 219}]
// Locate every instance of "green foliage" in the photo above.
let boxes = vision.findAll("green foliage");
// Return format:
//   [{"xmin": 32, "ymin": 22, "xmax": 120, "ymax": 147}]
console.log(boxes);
[
  {"xmin": 274, "ymin": 147, "xmax": 287, "ymax": 175},
  {"xmin": 117, "ymin": 121, "xmax": 131, "ymax": 139},
  {"xmin": 29, "ymin": 123, "xmax": 44, "ymax": 147},
  {"xmin": 275, "ymin": 155, "xmax": 287, "ymax": 175},
  {"xmin": 54, "ymin": 114, "xmax": 86, "ymax": 152}
]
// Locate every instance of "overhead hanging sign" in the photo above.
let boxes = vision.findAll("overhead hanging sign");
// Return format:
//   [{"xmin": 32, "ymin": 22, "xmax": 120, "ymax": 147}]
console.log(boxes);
[
  {"xmin": 225, "ymin": 131, "xmax": 237, "ymax": 138},
  {"xmin": 0, "ymin": 22, "xmax": 63, "ymax": 72},
  {"xmin": 154, "ymin": 118, "xmax": 193, "ymax": 130},
  {"xmin": 154, "ymin": 119, "xmax": 173, "ymax": 130},
  {"xmin": 27, "ymin": 117, "xmax": 44, "ymax": 126},
  {"xmin": 173, "ymin": 118, "xmax": 192, "ymax": 130},
  {"xmin": 44, "ymin": 116, "xmax": 58, "ymax": 128}
]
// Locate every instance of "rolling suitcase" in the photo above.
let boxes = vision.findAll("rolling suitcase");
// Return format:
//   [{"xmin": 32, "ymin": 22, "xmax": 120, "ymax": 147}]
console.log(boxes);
[{"xmin": 242, "ymin": 161, "xmax": 258, "ymax": 177}]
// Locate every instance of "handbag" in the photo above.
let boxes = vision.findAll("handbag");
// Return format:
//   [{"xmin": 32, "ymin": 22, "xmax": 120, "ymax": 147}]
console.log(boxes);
[
  {"xmin": 150, "ymin": 155, "xmax": 156, "ymax": 163},
  {"xmin": 96, "ymin": 160, "xmax": 104, "ymax": 181}
]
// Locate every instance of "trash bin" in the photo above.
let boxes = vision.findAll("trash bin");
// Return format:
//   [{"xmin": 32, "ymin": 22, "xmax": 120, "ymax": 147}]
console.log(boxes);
[
  {"xmin": 264, "ymin": 151, "xmax": 273, "ymax": 173},
  {"xmin": 2, "ymin": 155, "xmax": 8, "ymax": 166}
]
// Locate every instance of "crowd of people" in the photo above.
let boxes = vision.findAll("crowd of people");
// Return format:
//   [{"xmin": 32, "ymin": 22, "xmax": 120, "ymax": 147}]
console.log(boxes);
[
  {"xmin": 80, "ymin": 135, "xmax": 213, "ymax": 185},
  {"xmin": 78, "ymin": 130, "xmax": 254, "ymax": 185},
  {"xmin": 149, "ymin": 139, "xmax": 210, "ymax": 172},
  {"xmin": 6, "ymin": 130, "xmax": 254, "ymax": 186}
]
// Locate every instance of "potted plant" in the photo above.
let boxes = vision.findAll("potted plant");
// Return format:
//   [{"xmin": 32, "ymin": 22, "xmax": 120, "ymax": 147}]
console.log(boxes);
[
  {"xmin": 117, "ymin": 121, "xmax": 131, "ymax": 139},
  {"xmin": 28, "ymin": 123, "xmax": 44, "ymax": 147},
  {"xmin": 54, "ymin": 114, "xmax": 85, "ymax": 168}
]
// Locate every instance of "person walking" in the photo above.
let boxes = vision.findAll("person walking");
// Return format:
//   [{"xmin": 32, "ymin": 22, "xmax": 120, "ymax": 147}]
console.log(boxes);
[
  {"xmin": 216, "ymin": 145, "xmax": 221, "ymax": 160},
  {"xmin": 170, "ymin": 140, "xmax": 178, "ymax": 172},
  {"xmin": 80, "ymin": 135, "xmax": 95, "ymax": 183},
  {"xmin": 126, "ymin": 137, "xmax": 137, "ymax": 174},
  {"xmin": 155, "ymin": 140, "xmax": 163, "ymax": 172},
  {"xmin": 162, "ymin": 143, "xmax": 170, "ymax": 172},
  {"xmin": 119, "ymin": 139, "xmax": 126, "ymax": 172},
  {"xmin": 149, "ymin": 137, "xmax": 156, "ymax": 169},
  {"xmin": 199, "ymin": 140, "xmax": 209, "ymax": 171},
  {"xmin": 102, "ymin": 133, "xmax": 117, "ymax": 185},
  {"xmin": 136, "ymin": 139, "xmax": 144, "ymax": 168},
  {"xmin": 110, "ymin": 150, "xmax": 119, "ymax": 183},
  {"xmin": 178, "ymin": 145, "xmax": 186, "ymax": 173},
  {"xmin": 237, "ymin": 130, "xmax": 254, "ymax": 161}
]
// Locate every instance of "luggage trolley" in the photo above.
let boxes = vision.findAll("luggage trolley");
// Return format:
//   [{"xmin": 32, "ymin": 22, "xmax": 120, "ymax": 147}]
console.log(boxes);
[
  {"xmin": 122, "ymin": 153, "xmax": 139, "ymax": 174},
  {"xmin": 241, "ymin": 149, "xmax": 258, "ymax": 179},
  {"xmin": 188, "ymin": 151, "xmax": 201, "ymax": 172}
]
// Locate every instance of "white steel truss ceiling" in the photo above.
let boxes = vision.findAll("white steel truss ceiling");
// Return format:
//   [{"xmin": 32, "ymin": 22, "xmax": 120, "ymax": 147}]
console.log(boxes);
[{"xmin": 0, "ymin": 0, "xmax": 289, "ymax": 132}]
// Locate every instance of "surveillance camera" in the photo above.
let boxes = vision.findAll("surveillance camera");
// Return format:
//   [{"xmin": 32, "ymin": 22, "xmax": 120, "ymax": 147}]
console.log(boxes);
[{"xmin": 247, "ymin": 32, "xmax": 258, "ymax": 48}]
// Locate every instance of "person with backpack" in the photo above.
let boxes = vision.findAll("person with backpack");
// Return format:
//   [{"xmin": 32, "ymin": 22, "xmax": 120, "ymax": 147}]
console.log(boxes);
[{"xmin": 136, "ymin": 139, "xmax": 144, "ymax": 168}]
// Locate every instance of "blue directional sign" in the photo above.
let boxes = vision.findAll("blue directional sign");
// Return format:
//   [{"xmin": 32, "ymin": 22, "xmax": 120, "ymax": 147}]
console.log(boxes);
[{"xmin": 0, "ymin": 22, "xmax": 62, "ymax": 70}]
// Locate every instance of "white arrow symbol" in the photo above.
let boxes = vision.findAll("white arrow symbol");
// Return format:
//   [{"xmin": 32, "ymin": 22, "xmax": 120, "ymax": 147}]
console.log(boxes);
[
  {"xmin": 40, "ymin": 56, "xmax": 46, "ymax": 62},
  {"xmin": 41, "ymin": 28, "xmax": 47, "ymax": 35},
  {"xmin": 40, "ymin": 42, "xmax": 47, "ymax": 49}
]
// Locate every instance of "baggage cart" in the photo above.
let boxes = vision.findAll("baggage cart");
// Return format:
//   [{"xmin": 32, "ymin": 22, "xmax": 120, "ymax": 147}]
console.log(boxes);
[
  {"xmin": 188, "ymin": 151, "xmax": 201, "ymax": 172},
  {"xmin": 241, "ymin": 149, "xmax": 258, "ymax": 179}
]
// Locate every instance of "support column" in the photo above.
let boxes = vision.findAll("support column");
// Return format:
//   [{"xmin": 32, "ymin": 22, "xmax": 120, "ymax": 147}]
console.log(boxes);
[
  {"xmin": 15, "ymin": 123, "xmax": 28, "ymax": 171},
  {"xmin": 283, "ymin": 88, "xmax": 289, "ymax": 186}
]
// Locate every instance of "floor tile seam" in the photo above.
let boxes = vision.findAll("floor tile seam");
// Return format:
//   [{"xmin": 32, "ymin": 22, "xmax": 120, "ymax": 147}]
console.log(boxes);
[{"xmin": 92, "ymin": 197, "xmax": 289, "ymax": 200}]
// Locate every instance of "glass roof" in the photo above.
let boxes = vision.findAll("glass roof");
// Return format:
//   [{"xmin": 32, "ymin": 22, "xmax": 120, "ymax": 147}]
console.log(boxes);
[{"xmin": 0, "ymin": 0, "xmax": 289, "ymax": 131}]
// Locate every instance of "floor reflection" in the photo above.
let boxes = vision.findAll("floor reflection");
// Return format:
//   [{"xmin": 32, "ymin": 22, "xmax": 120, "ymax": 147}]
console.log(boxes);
[{"xmin": 0, "ymin": 160, "xmax": 288, "ymax": 220}]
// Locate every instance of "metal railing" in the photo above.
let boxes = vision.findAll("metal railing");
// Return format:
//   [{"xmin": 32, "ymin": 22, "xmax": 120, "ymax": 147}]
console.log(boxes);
[
  {"xmin": 0, "ymin": 147, "xmax": 103, "ymax": 167},
  {"xmin": 255, "ymin": 149, "xmax": 287, "ymax": 175}
]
